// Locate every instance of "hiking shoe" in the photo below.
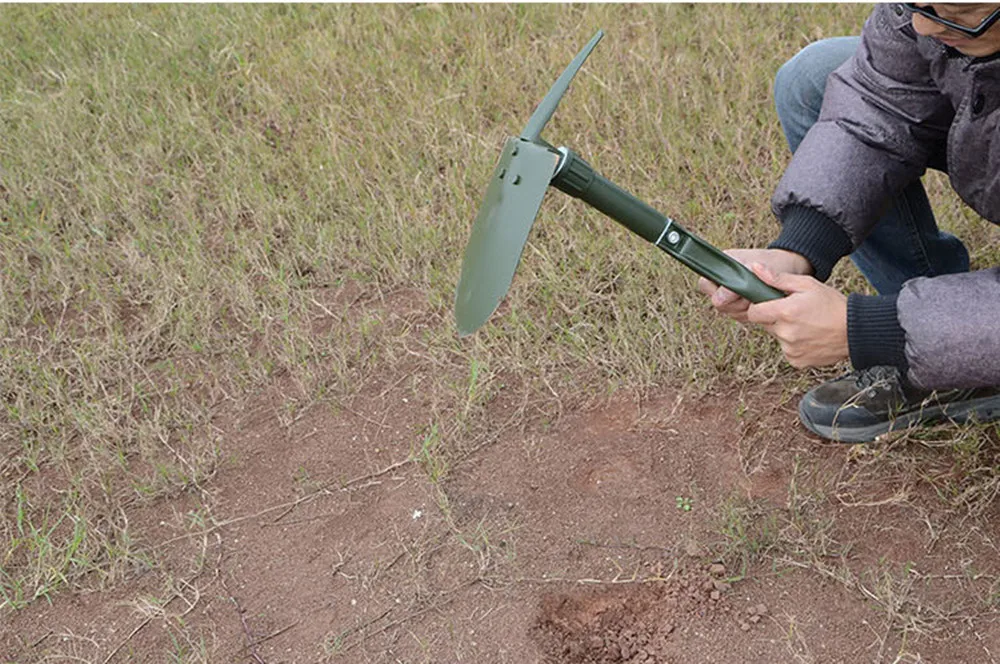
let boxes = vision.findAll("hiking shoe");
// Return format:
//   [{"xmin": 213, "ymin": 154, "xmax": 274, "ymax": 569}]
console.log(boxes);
[{"xmin": 798, "ymin": 366, "xmax": 1000, "ymax": 443}]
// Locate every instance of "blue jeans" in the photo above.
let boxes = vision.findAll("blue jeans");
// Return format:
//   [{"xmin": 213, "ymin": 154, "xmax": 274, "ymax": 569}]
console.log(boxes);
[{"xmin": 773, "ymin": 37, "xmax": 969, "ymax": 295}]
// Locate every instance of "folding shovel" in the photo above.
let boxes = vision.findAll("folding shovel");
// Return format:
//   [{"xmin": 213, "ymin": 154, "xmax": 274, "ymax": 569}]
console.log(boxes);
[{"xmin": 455, "ymin": 30, "xmax": 785, "ymax": 337}]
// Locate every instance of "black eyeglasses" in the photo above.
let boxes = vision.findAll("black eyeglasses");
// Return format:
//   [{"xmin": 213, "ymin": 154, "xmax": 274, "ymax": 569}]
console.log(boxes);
[{"xmin": 903, "ymin": 3, "xmax": 1000, "ymax": 38}]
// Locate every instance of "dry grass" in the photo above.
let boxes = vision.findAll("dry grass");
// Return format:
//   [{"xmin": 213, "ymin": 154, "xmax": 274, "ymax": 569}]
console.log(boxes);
[
  {"xmin": 719, "ymin": 422, "xmax": 1000, "ymax": 663},
  {"xmin": 3, "ymin": 4, "xmax": 1000, "ymax": 661}
]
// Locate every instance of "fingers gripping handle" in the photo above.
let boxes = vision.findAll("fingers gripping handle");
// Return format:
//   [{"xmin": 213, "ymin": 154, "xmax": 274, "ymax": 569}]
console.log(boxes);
[
  {"xmin": 654, "ymin": 227, "xmax": 784, "ymax": 303},
  {"xmin": 551, "ymin": 148, "xmax": 784, "ymax": 303}
]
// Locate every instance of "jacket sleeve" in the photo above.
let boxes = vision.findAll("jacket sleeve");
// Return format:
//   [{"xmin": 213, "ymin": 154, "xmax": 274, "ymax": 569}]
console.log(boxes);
[
  {"xmin": 847, "ymin": 270, "xmax": 1000, "ymax": 390},
  {"xmin": 769, "ymin": 6, "xmax": 999, "ymax": 391},
  {"xmin": 771, "ymin": 4, "xmax": 954, "ymax": 249},
  {"xmin": 900, "ymin": 271, "xmax": 1000, "ymax": 389}
]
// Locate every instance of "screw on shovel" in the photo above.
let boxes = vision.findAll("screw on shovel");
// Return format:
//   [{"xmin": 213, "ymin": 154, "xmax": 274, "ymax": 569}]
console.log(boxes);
[{"xmin": 455, "ymin": 30, "xmax": 784, "ymax": 337}]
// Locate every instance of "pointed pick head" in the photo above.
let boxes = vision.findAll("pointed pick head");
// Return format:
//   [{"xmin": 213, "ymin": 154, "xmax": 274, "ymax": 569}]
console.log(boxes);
[
  {"xmin": 521, "ymin": 29, "xmax": 603, "ymax": 142},
  {"xmin": 455, "ymin": 138, "xmax": 561, "ymax": 336}
]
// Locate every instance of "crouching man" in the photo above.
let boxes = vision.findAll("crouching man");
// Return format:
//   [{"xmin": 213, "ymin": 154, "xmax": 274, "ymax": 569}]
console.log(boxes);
[{"xmin": 700, "ymin": 4, "xmax": 1000, "ymax": 442}]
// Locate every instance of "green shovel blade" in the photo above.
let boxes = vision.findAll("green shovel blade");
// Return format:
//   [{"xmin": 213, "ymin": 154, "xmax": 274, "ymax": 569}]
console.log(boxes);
[
  {"xmin": 455, "ymin": 31, "xmax": 603, "ymax": 337},
  {"xmin": 454, "ymin": 138, "xmax": 561, "ymax": 336}
]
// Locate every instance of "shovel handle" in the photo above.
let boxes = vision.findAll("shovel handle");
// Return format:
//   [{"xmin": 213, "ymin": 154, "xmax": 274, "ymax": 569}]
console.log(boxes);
[
  {"xmin": 652, "ymin": 223, "xmax": 785, "ymax": 303},
  {"xmin": 551, "ymin": 148, "xmax": 784, "ymax": 303}
]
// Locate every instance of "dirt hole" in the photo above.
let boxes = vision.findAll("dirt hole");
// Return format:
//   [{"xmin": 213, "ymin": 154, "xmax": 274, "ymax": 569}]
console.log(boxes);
[{"xmin": 532, "ymin": 568, "xmax": 744, "ymax": 664}]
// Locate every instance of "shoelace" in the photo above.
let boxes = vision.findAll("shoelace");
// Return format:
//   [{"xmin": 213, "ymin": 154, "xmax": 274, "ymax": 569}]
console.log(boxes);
[
  {"xmin": 853, "ymin": 366, "xmax": 980, "ymax": 405},
  {"xmin": 852, "ymin": 366, "xmax": 901, "ymax": 390}
]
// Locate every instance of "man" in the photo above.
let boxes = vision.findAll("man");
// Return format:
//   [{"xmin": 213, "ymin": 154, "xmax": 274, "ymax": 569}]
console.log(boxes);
[{"xmin": 699, "ymin": 3, "xmax": 1000, "ymax": 442}]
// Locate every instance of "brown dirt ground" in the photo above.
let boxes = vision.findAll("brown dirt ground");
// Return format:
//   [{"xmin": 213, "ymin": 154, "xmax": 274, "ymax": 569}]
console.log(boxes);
[{"xmin": 5, "ymin": 356, "xmax": 1000, "ymax": 662}]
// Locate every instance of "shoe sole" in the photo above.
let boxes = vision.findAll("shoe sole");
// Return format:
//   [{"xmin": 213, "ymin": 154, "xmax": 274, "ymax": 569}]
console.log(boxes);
[{"xmin": 799, "ymin": 392, "xmax": 1000, "ymax": 443}]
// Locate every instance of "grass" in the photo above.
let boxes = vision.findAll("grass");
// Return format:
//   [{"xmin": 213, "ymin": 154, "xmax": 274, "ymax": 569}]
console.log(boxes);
[
  {"xmin": 715, "ymin": 424, "xmax": 1000, "ymax": 662},
  {"xmin": 3, "ymin": 3, "xmax": 1000, "ymax": 661}
]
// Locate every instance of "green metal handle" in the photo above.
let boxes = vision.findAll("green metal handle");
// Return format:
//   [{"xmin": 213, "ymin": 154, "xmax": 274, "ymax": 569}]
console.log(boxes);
[
  {"xmin": 551, "ymin": 148, "xmax": 784, "ymax": 303},
  {"xmin": 655, "ymin": 225, "xmax": 785, "ymax": 303}
]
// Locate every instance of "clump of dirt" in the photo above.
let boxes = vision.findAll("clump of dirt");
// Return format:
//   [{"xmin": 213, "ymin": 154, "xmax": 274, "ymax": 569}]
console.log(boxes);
[{"xmin": 533, "ymin": 564, "xmax": 746, "ymax": 663}]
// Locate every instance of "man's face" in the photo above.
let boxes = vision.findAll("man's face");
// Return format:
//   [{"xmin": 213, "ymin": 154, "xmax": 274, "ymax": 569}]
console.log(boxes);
[{"xmin": 910, "ymin": 3, "xmax": 1000, "ymax": 57}]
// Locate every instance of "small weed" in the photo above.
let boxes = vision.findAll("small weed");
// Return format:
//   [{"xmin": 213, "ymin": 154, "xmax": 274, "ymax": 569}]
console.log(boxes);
[
  {"xmin": 675, "ymin": 495, "xmax": 693, "ymax": 512},
  {"xmin": 414, "ymin": 424, "xmax": 448, "ymax": 484},
  {"xmin": 322, "ymin": 631, "xmax": 347, "ymax": 656},
  {"xmin": 453, "ymin": 515, "xmax": 520, "ymax": 576},
  {"xmin": 185, "ymin": 508, "xmax": 209, "ymax": 530},
  {"xmin": 292, "ymin": 465, "xmax": 320, "ymax": 494},
  {"xmin": 717, "ymin": 496, "xmax": 780, "ymax": 577},
  {"xmin": 164, "ymin": 621, "xmax": 210, "ymax": 663}
]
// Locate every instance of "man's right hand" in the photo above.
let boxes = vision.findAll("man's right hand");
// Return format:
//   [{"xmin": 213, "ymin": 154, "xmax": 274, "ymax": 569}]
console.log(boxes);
[{"xmin": 697, "ymin": 248, "xmax": 813, "ymax": 323}]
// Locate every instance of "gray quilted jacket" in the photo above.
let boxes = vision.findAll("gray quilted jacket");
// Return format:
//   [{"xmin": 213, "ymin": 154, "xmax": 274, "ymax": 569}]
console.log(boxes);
[{"xmin": 769, "ymin": 3, "xmax": 1000, "ymax": 390}]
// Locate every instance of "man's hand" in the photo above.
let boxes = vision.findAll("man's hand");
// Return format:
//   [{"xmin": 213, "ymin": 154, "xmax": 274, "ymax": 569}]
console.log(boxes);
[
  {"xmin": 698, "ymin": 248, "xmax": 813, "ymax": 323},
  {"xmin": 745, "ymin": 263, "xmax": 848, "ymax": 368}
]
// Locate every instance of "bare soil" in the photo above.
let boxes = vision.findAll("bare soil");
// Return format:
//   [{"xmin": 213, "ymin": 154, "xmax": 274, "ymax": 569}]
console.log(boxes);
[{"xmin": 5, "ymin": 367, "xmax": 1000, "ymax": 663}]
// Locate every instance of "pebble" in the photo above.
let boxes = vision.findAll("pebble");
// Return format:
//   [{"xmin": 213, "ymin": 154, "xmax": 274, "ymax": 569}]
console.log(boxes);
[
  {"xmin": 710, "ymin": 590, "xmax": 720, "ymax": 601},
  {"xmin": 740, "ymin": 621, "xmax": 751, "ymax": 632},
  {"xmin": 709, "ymin": 563, "xmax": 726, "ymax": 576},
  {"xmin": 749, "ymin": 614, "xmax": 760, "ymax": 624}
]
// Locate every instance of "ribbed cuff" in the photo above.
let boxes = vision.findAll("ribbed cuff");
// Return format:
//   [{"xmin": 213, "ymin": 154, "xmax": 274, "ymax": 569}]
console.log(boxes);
[
  {"xmin": 768, "ymin": 205, "xmax": 853, "ymax": 282},
  {"xmin": 847, "ymin": 293, "xmax": 908, "ymax": 375}
]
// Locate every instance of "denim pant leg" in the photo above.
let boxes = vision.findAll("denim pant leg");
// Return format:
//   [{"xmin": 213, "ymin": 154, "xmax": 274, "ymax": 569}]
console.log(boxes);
[{"xmin": 773, "ymin": 37, "xmax": 969, "ymax": 296}]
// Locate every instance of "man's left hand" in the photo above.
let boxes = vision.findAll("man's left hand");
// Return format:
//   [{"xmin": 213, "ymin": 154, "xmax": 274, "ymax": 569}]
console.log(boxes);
[{"xmin": 745, "ymin": 263, "xmax": 848, "ymax": 368}]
